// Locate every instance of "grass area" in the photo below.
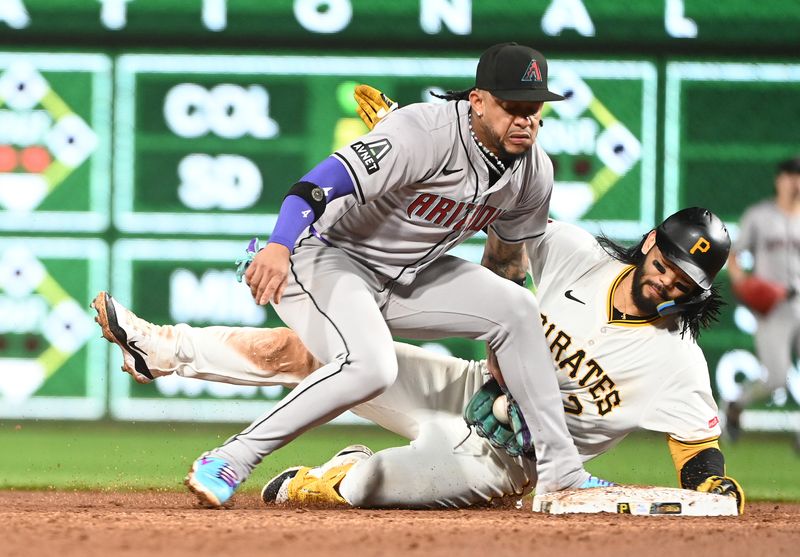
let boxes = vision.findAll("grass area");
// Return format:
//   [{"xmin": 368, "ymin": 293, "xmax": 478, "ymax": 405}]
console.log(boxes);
[{"xmin": 2, "ymin": 421, "xmax": 798, "ymax": 501}]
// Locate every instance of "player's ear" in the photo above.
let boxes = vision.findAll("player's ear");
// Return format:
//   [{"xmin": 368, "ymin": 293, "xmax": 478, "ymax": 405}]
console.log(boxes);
[
  {"xmin": 641, "ymin": 230, "xmax": 657, "ymax": 254},
  {"xmin": 469, "ymin": 89, "xmax": 485, "ymax": 117}
]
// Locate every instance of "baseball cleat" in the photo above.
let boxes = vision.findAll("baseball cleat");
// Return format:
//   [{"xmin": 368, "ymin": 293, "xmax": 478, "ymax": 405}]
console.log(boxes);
[
  {"xmin": 261, "ymin": 466, "xmax": 303, "ymax": 504},
  {"xmin": 91, "ymin": 291, "xmax": 157, "ymax": 384},
  {"xmin": 261, "ymin": 444, "xmax": 373, "ymax": 506},
  {"xmin": 578, "ymin": 475, "xmax": 617, "ymax": 489},
  {"xmin": 185, "ymin": 455, "xmax": 240, "ymax": 508}
]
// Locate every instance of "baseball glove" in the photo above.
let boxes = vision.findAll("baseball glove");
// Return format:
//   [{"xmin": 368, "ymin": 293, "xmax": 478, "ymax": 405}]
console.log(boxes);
[
  {"xmin": 732, "ymin": 275, "xmax": 787, "ymax": 315},
  {"xmin": 697, "ymin": 475, "xmax": 745, "ymax": 514},
  {"xmin": 464, "ymin": 379, "xmax": 535, "ymax": 458},
  {"xmin": 354, "ymin": 84, "xmax": 398, "ymax": 130}
]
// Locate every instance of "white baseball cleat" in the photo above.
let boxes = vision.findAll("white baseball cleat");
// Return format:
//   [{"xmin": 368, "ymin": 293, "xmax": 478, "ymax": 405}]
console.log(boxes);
[{"xmin": 91, "ymin": 291, "xmax": 162, "ymax": 384}]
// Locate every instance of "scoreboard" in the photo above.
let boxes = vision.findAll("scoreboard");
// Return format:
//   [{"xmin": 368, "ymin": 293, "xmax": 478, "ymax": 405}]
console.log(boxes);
[
  {"xmin": 2, "ymin": 0, "xmax": 799, "ymax": 51},
  {"xmin": 1, "ymin": 0, "xmax": 799, "ymax": 430}
]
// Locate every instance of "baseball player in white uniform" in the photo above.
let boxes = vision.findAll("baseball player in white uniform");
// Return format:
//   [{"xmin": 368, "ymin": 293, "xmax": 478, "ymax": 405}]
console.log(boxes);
[
  {"xmin": 726, "ymin": 156, "xmax": 800, "ymax": 444},
  {"xmin": 167, "ymin": 43, "xmax": 599, "ymax": 506},
  {"xmin": 92, "ymin": 207, "xmax": 744, "ymax": 513}
]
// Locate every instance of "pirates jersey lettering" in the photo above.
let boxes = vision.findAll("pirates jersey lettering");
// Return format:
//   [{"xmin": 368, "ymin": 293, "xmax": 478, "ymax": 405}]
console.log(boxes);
[{"xmin": 542, "ymin": 312, "xmax": 622, "ymax": 417}]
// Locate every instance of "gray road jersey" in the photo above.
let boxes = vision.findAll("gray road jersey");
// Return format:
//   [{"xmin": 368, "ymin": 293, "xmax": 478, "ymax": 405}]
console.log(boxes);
[
  {"xmin": 314, "ymin": 100, "xmax": 553, "ymax": 285},
  {"xmin": 735, "ymin": 200, "xmax": 800, "ymax": 290}
]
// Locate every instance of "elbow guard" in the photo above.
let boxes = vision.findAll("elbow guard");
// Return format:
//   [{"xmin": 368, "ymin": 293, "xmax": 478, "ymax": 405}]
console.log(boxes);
[{"xmin": 285, "ymin": 181, "xmax": 327, "ymax": 221}]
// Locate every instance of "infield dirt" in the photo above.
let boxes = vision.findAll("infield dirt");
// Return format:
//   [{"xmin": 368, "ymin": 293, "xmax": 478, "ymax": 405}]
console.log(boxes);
[{"xmin": 2, "ymin": 491, "xmax": 797, "ymax": 557}]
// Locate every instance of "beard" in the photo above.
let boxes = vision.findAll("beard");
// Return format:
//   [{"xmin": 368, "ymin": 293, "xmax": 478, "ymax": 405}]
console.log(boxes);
[
  {"xmin": 630, "ymin": 264, "xmax": 665, "ymax": 315},
  {"xmin": 482, "ymin": 125, "xmax": 528, "ymax": 164}
]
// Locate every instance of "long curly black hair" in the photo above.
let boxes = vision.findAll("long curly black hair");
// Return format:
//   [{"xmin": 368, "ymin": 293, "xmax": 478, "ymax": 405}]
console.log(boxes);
[
  {"xmin": 429, "ymin": 88, "xmax": 474, "ymax": 102},
  {"xmin": 596, "ymin": 233, "xmax": 725, "ymax": 341}
]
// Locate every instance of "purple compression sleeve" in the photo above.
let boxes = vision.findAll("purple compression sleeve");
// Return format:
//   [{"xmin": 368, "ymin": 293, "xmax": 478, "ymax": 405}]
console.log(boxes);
[{"xmin": 269, "ymin": 156, "xmax": 355, "ymax": 251}]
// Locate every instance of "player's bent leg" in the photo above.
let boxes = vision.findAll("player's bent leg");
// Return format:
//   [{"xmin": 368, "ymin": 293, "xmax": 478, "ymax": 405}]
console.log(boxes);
[
  {"xmin": 186, "ymin": 345, "xmax": 396, "ymax": 508},
  {"xmin": 171, "ymin": 325, "xmax": 318, "ymax": 386},
  {"xmin": 339, "ymin": 418, "xmax": 533, "ymax": 509},
  {"xmin": 385, "ymin": 257, "xmax": 589, "ymax": 493},
  {"xmin": 92, "ymin": 291, "xmax": 317, "ymax": 387},
  {"xmin": 189, "ymin": 255, "xmax": 399, "ymax": 506},
  {"xmin": 187, "ymin": 239, "xmax": 405, "ymax": 507}
]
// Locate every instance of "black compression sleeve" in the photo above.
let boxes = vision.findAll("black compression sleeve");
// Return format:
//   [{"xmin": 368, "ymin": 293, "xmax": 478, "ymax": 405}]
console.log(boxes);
[{"xmin": 680, "ymin": 447, "xmax": 725, "ymax": 489}]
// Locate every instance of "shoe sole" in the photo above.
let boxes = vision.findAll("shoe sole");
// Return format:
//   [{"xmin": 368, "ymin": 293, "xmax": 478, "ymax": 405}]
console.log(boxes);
[
  {"xmin": 333, "ymin": 444, "xmax": 373, "ymax": 459},
  {"xmin": 184, "ymin": 461, "xmax": 224, "ymax": 508},
  {"xmin": 90, "ymin": 291, "xmax": 154, "ymax": 383},
  {"xmin": 261, "ymin": 466, "xmax": 302, "ymax": 505}
]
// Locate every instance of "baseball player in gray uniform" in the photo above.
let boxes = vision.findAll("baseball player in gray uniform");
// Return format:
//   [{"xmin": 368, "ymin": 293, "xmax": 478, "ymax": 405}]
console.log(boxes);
[
  {"xmin": 727, "ymin": 156, "xmax": 800, "ymax": 444},
  {"xmin": 91, "ymin": 208, "xmax": 744, "ymax": 512},
  {"xmin": 175, "ymin": 42, "xmax": 597, "ymax": 506}
]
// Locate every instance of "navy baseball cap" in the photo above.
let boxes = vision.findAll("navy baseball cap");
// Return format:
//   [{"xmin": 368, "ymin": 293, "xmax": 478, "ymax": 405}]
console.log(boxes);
[{"xmin": 475, "ymin": 42, "xmax": 564, "ymax": 102}]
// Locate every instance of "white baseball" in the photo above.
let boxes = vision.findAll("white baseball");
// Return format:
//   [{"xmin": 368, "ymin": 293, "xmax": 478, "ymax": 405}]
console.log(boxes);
[{"xmin": 493, "ymin": 394, "xmax": 510, "ymax": 425}]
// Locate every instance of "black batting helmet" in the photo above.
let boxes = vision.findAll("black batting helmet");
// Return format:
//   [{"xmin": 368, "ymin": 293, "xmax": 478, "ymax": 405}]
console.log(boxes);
[{"xmin": 655, "ymin": 207, "xmax": 730, "ymax": 291}]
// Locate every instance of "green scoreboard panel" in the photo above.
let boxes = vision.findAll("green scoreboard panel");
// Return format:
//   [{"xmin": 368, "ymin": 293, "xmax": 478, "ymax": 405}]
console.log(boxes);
[
  {"xmin": 0, "ymin": 53, "xmax": 111, "ymax": 231},
  {"xmin": 0, "ymin": 237, "xmax": 108, "ymax": 419}
]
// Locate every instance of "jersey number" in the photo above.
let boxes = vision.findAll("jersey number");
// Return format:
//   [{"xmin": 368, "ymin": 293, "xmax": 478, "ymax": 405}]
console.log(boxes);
[{"xmin": 563, "ymin": 395, "xmax": 583, "ymax": 415}]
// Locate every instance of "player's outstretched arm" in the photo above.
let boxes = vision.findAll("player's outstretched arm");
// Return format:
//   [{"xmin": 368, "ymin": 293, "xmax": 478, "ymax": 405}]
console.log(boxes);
[{"xmin": 668, "ymin": 436, "xmax": 745, "ymax": 514}]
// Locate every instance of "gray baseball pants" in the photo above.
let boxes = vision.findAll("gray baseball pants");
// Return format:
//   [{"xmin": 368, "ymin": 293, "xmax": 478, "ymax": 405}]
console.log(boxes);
[{"xmin": 211, "ymin": 235, "xmax": 588, "ymax": 492}]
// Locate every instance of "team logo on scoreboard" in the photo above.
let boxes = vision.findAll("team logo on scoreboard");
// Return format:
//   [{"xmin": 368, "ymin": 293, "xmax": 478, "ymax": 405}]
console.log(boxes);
[
  {"xmin": 538, "ymin": 69, "xmax": 643, "ymax": 222},
  {"xmin": 0, "ymin": 244, "xmax": 94, "ymax": 403},
  {"xmin": 0, "ymin": 61, "xmax": 98, "ymax": 212},
  {"xmin": 351, "ymin": 138, "xmax": 392, "ymax": 175}
]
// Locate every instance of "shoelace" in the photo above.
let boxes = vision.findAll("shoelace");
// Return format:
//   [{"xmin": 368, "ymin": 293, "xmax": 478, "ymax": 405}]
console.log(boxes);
[{"xmin": 215, "ymin": 463, "xmax": 239, "ymax": 488}]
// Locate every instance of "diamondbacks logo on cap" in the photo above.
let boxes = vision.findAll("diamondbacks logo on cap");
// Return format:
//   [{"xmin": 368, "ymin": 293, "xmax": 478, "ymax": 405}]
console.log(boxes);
[
  {"xmin": 521, "ymin": 60, "xmax": 543, "ymax": 83},
  {"xmin": 351, "ymin": 138, "xmax": 392, "ymax": 175}
]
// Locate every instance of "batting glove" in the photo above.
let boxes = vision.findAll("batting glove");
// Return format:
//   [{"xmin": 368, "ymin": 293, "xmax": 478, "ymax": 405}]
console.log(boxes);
[
  {"xmin": 235, "ymin": 237, "xmax": 261, "ymax": 283},
  {"xmin": 354, "ymin": 84, "xmax": 398, "ymax": 130}
]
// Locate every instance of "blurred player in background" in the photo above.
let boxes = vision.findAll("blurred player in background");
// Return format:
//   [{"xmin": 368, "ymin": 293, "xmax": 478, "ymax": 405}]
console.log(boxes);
[
  {"xmin": 727, "ymin": 156, "xmax": 800, "ymax": 450},
  {"xmin": 100, "ymin": 43, "xmax": 602, "ymax": 507},
  {"xmin": 92, "ymin": 206, "xmax": 744, "ymax": 513}
]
